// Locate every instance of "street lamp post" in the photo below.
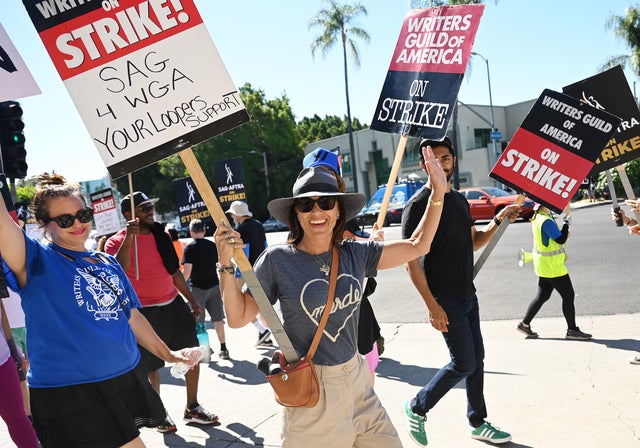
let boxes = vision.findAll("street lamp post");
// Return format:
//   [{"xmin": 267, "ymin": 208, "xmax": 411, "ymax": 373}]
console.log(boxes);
[
  {"xmin": 249, "ymin": 150, "xmax": 270, "ymax": 198},
  {"xmin": 471, "ymin": 52, "xmax": 499, "ymax": 161}
]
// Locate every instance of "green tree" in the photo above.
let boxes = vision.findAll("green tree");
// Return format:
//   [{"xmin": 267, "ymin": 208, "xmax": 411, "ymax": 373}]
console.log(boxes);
[
  {"xmin": 16, "ymin": 182, "xmax": 36, "ymax": 205},
  {"xmin": 297, "ymin": 114, "xmax": 366, "ymax": 148},
  {"xmin": 596, "ymin": 161, "xmax": 640, "ymax": 199},
  {"xmin": 193, "ymin": 83, "xmax": 301, "ymax": 221},
  {"xmin": 113, "ymin": 163, "xmax": 170, "ymax": 214},
  {"xmin": 603, "ymin": 6, "xmax": 640, "ymax": 77},
  {"xmin": 309, "ymin": 0, "xmax": 369, "ymax": 192}
]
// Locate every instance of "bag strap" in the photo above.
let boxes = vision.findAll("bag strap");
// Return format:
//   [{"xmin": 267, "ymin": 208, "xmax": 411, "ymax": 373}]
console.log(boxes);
[{"xmin": 305, "ymin": 246, "xmax": 339, "ymax": 360}]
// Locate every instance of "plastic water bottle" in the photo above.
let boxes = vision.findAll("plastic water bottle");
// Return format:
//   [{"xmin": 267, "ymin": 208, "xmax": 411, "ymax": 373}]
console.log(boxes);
[
  {"xmin": 170, "ymin": 346, "xmax": 205, "ymax": 379},
  {"xmin": 196, "ymin": 323, "xmax": 211, "ymax": 363}
]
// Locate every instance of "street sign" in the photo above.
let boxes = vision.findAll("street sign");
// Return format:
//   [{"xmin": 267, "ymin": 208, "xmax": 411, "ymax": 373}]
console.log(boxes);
[{"xmin": 490, "ymin": 130, "xmax": 502, "ymax": 140}]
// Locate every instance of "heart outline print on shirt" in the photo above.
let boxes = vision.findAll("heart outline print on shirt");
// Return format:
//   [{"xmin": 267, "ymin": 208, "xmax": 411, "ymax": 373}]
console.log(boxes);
[{"xmin": 300, "ymin": 274, "xmax": 362, "ymax": 342}]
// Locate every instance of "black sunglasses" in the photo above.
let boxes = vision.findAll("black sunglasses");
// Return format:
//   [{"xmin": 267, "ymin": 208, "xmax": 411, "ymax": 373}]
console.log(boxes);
[
  {"xmin": 294, "ymin": 197, "xmax": 337, "ymax": 213},
  {"xmin": 137, "ymin": 202, "xmax": 155, "ymax": 212},
  {"xmin": 45, "ymin": 208, "xmax": 94, "ymax": 229}
]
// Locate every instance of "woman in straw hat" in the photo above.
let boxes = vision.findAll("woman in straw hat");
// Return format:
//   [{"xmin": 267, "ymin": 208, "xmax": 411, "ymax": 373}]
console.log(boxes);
[{"xmin": 215, "ymin": 146, "xmax": 446, "ymax": 447}]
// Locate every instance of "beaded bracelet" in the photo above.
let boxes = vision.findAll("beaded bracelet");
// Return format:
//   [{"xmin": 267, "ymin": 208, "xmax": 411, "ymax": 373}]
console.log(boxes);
[{"xmin": 216, "ymin": 263, "xmax": 235, "ymax": 275}]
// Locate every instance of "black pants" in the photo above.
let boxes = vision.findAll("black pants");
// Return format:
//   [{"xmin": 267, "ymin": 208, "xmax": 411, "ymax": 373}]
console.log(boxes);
[{"xmin": 522, "ymin": 274, "xmax": 576, "ymax": 329}]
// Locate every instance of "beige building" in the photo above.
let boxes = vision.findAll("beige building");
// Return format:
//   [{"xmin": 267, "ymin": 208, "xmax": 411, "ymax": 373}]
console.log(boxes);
[{"xmin": 304, "ymin": 99, "xmax": 536, "ymax": 199}]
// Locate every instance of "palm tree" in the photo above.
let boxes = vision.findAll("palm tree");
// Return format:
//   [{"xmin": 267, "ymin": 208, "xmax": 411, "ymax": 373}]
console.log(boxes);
[
  {"xmin": 602, "ymin": 6, "xmax": 640, "ymax": 77},
  {"xmin": 309, "ymin": 0, "xmax": 369, "ymax": 192}
]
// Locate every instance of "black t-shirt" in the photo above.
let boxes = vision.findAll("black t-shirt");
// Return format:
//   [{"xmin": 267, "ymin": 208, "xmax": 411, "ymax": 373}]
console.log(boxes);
[
  {"xmin": 182, "ymin": 238, "xmax": 219, "ymax": 289},
  {"xmin": 401, "ymin": 185, "xmax": 476, "ymax": 298},
  {"xmin": 237, "ymin": 218, "xmax": 267, "ymax": 265}
]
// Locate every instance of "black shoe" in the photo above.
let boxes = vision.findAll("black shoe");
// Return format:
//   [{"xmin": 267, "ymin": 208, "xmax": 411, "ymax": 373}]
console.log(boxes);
[
  {"xmin": 517, "ymin": 322, "xmax": 538, "ymax": 339},
  {"xmin": 256, "ymin": 329, "xmax": 273, "ymax": 346},
  {"xmin": 566, "ymin": 327, "xmax": 592, "ymax": 340}
]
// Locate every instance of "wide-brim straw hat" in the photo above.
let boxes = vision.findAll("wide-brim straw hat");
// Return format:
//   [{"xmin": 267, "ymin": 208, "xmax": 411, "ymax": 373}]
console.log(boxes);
[{"xmin": 268, "ymin": 167, "xmax": 366, "ymax": 226}]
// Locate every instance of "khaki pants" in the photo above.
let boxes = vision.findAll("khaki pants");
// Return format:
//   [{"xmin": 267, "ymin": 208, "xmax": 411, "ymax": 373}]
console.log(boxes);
[{"xmin": 281, "ymin": 354, "xmax": 401, "ymax": 448}]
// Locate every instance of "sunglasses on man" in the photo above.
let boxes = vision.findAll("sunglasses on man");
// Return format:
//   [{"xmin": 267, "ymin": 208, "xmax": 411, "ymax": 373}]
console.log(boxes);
[
  {"xmin": 293, "ymin": 197, "xmax": 337, "ymax": 213},
  {"xmin": 136, "ymin": 203, "xmax": 155, "ymax": 213},
  {"xmin": 44, "ymin": 207, "xmax": 94, "ymax": 229}
]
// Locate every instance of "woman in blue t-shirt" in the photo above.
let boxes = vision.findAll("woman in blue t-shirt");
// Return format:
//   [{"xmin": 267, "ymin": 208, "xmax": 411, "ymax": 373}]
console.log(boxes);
[{"xmin": 0, "ymin": 173, "xmax": 190, "ymax": 448}]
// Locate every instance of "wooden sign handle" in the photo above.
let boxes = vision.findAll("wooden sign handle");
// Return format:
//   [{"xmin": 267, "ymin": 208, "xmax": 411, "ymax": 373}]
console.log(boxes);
[
  {"xmin": 473, "ymin": 193, "xmax": 526, "ymax": 278},
  {"xmin": 178, "ymin": 148, "xmax": 299, "ymax": 362},
  {"xmin": 375, "ymin": 135, "xmax": 409, "ymax": 229}
]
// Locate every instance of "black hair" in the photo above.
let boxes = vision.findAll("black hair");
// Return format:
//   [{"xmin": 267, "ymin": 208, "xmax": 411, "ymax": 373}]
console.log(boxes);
[{"xmin": 417, "ymin": 136, "xmax": 454, "ymax": 162}]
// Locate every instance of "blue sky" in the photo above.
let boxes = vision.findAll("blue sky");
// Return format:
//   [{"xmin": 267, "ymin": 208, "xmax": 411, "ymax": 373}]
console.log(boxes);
[{"xmin": 1, "ymin": 0, "xmax": 635, "ymax": 182}]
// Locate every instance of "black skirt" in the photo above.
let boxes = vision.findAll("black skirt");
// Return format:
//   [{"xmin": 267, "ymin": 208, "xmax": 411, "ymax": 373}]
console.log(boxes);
[{"xmin": 30, "ymin": 361, "xmax": 165, "ymax": 448}]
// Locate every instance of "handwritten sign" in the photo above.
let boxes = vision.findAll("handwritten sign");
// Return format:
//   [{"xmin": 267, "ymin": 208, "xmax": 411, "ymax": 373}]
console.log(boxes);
[
  {"xmin": 0, "ymin": 22, "xmax": 41, "ymax": 102},
  {"xmin": 22, "ymin": 0, "xmax": 250, "ymax": 178},
  {"xmin": 563, "ymin": 65, "xmax": 640, "ymax": 175},
  {"xmin": 490, "ymin": 89, "xmax": 621, "ymax": 213},
  {"xmin": 370, "ymin": 4, "xmax": 484, "ymax": 138},
  {"xmin": 90, "ymin": 188, "xmax": 121, "ymax": 236}
]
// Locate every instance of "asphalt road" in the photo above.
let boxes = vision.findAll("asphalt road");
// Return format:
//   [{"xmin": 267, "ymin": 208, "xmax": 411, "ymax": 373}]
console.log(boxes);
[{"xmin": 267, "ymin": 202, "xmax": 639, "ymax": 323}]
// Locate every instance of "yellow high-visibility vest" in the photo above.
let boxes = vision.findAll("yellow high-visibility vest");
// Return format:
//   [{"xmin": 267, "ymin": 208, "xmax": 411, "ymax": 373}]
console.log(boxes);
[{"xmin": 531, "ymin": 211, "xmax": 568, "ymax": 278}]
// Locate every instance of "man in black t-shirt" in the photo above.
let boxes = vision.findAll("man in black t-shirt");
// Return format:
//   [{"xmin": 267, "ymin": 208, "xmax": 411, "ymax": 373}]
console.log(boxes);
[
  {"xmin": 400, "ymin": 137, "xmax": 521, "ymax": 446},
  {"xmin": 182, "ymin": 219, "xmax": 229, "ymax": 360},
  {"xmin": 226, "ymin": 201, "xmax": 267, "ymax": 264}
]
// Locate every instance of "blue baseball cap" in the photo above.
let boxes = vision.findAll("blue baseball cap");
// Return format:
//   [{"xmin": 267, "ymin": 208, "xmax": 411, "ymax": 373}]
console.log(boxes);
[{"xmin": 303, "ymin": 148, "xmax": 340, "ymax": 175}]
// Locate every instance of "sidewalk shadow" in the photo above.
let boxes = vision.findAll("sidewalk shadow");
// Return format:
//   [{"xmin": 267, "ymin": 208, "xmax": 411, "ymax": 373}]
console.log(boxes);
[
  {"xmin": 158, "ymin": 359, "xmax": 268, "ymax": 387},
  {"xmin": 155, "ymin": 423, "xmax": 244, "ymax": 447},
  {"xmin": 376, "ymin": 357, "xmax": 464, "ymax": 389},
  {"xmin": 502, "ymin": 442, "xmax": 535, "ymax": 447},
  {"xmin": 585, "ymin": 337, "xmax": 640, "ymax": 352},
  {"xmin": 535, "ymin": 337, "xmax": 640, "ymax": 352},
  {"xmin": 226, "ymin": 422, "xmax": 266, "ymax": 446},
  {"xmin": 205, "ymin": 359, "xmax": 268, "ymax": 386}
]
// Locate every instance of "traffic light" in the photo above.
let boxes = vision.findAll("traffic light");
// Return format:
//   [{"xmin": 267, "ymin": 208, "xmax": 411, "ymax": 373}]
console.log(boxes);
[{"xmin": 0, "ymin": 101, "xmax": 27, "ymax": 179}]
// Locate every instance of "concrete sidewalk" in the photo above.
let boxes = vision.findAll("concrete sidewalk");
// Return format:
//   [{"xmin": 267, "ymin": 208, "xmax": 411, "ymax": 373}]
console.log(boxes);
[{"xmin": 2, "ymin": 313, "xmax": 639, "ymax": 447}]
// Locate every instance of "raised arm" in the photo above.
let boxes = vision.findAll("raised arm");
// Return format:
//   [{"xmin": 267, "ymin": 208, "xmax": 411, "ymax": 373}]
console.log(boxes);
[
  {"xmin": 377, "ymin": 146, "xmax": 446, "ymax": 270},
  {"xmin": 0, "ymin": 196, "xmax": 27, "ymax": 287},
  {"xmin": 214, "ymin": 223, "xmax": 260, "ymax": 328}
]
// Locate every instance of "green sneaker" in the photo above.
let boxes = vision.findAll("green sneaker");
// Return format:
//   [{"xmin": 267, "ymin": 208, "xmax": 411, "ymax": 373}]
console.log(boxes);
[
  {"xmin": 470, "ymin": 421, "xmax": 512, "ymax": 444},
  {"xmin": 402, "ymin": 399, "xmax": 428, "ymax": 446}
]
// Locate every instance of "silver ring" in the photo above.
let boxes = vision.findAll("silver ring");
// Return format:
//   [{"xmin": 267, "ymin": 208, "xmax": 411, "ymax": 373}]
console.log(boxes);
[{"xmin": 227, "ymin": 237, "xmax": 235, "ymax": 244}]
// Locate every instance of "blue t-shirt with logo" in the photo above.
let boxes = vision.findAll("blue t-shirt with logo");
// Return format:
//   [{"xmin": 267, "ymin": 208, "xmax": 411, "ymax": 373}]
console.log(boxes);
[
  {"xmin": 254, "ymin": 240, "xmax": 382, "ymax": 365},
  {"xmin": 21, "ymin": 234, "xmax": 142, "ymax": 388}
]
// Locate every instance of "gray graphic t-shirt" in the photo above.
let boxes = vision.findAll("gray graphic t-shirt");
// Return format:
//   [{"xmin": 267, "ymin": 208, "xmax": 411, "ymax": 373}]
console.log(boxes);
[{"xmin": 254, "ymin": 241, "xmax": 383, "ymax": 365}]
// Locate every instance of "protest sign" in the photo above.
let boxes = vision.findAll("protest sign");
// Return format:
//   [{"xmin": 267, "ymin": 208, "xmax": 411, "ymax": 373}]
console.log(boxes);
[
  {"xmin": 0, "ymin": 22, "xmax": 41, "ymax": 102},
  {"xmin": 89, "ymin": 188, "xmax": 121, "ymax": 236},
  {"xmin": 563, "ymin": 65, "xmax": 640, "ymax": 175},
  {"xmin": 173, "ymin": 176, "xmax": 213, "ymax": 233},
  {"xmin": 370, "ymin": 4, "xmax": 484, "ymax": 139},
  {"xmin": 214, "ymin": 156, "xmax": 247, "ymax": 210},
  {"xmin": 490, "ymin": 89, "xmax": 621, "ymax": 214},
  {"xmin": 368, "ymin": 4, "xmax": 484, "ymax": 228},
  {"xmin": 22, "ymin": 0, "xmax": 250, "ymax": 178}
]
